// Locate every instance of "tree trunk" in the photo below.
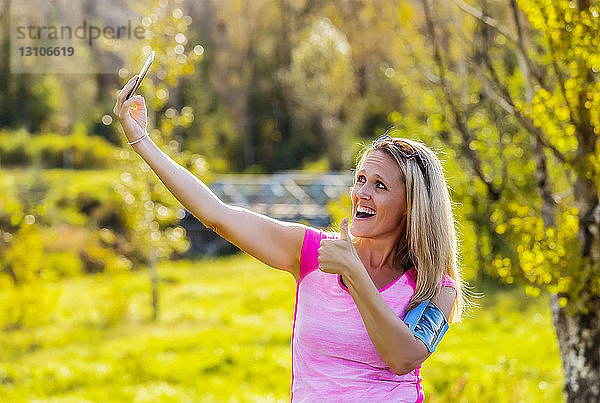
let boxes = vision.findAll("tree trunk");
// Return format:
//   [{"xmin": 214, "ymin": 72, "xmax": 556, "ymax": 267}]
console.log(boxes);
[
  {"xmin": 555, "ymin": 151, "xmax": 600, "ymax": 401},
  {"xmin": 551, "ymin": 294, "xmax": 600, "ymax": 402}
]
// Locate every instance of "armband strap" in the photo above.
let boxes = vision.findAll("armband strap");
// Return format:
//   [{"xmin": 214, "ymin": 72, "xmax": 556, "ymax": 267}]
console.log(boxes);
[{"xmin": 403, "ymin": 300, "xmax": 449, "ymax": 353}]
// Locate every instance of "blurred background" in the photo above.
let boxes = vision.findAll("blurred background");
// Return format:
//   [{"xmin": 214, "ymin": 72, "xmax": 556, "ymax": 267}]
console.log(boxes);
[{"xmin": 3, "ymin": 0, "xmax": 600, "ymax": 401}]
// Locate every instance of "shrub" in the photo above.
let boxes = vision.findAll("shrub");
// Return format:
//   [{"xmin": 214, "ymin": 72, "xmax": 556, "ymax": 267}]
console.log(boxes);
[
  {"xmin": 0, "ymin": 130, "xmax": 31, "ymax": 165},
  {"xmin": 0, "ymin": 131, "xmax": 118, "ymax": 169},
  {"xmin": 0, "ymin": 280, "xmax": 60, "ymax": 330}
]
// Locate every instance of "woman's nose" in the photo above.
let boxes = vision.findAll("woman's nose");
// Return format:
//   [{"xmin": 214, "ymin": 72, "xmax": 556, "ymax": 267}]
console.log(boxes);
[{"xmin": 356, "ymin": 185, "xmax": 371, "ymax": 200}]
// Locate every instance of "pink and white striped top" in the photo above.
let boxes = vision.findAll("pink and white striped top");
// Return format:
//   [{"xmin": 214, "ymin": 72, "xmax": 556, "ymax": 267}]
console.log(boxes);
[{"xmin": 290, "ymin": 227, "xmax": 454, "ymax": 402}]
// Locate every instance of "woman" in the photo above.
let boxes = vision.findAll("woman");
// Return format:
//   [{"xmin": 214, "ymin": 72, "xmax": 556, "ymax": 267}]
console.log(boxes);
[{"xmin": 114, "ymin": 76, "xmax": 464, "ymax": 402}]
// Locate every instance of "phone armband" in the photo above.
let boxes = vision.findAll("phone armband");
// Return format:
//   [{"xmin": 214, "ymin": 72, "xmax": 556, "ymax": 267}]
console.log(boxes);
[{"xmin": 403, "ymin": 300, "xmax": 449, "ymax": 353}]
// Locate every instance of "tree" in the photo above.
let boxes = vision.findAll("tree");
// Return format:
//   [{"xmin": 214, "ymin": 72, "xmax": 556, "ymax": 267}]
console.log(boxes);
[
  {"xmin": 281, "ymin": 17, "xmax": 357, "ymax": 170},
  {"xmin": 113, "ymin": 0, "xmax": 206, "ymax": 319},
  {"xmin": 388, "ymin": 0, "xmax": 599, "ymax": 400}
]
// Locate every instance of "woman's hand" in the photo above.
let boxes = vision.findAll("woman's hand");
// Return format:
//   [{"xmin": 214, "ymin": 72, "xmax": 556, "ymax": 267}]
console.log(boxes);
[
  {"xmin": 318, "ymin": 217, "xmax": 364, "ymax": 277},
  {"xmin": 113, "ymin": 75, "xmax": 148, "ymax": 143}
]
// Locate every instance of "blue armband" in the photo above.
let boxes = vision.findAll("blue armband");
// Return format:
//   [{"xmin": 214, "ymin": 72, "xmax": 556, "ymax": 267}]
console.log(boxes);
[{"xmin": 403, "ymin": 300, "xmax": 449, "ymax": 353}]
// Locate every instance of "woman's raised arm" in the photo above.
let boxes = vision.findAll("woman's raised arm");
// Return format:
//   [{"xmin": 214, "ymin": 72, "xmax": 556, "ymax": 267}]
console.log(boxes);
[{"xmin": 113, "ymin": 77, "xmax": 306, "ymax": 278}]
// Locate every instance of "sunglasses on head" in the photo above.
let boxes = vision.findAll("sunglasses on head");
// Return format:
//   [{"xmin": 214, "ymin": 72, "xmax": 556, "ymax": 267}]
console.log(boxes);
[{"xmin": 372, "ymin": 135, "xmax": 431, "ymax": 192}]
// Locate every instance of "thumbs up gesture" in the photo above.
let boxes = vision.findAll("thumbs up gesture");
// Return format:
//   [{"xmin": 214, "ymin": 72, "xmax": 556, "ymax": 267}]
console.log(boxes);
[{"xmin": 318, "ymin": 217, "xmax": 363, "ymax": 277}]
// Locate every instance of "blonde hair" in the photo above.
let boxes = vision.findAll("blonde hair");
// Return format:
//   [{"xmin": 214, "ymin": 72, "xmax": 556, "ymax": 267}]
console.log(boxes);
[{"xmin": 356, "ymin": 136, "xmax": 465, "ymax": 322}]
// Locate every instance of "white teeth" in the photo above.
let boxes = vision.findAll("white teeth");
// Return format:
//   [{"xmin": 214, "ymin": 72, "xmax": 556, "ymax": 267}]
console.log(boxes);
[{"xmin": 356, "ymin": 206, "xmax": 376, "ymax": 215}]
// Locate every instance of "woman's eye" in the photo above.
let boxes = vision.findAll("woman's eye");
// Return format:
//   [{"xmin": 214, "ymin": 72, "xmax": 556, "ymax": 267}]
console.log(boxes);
[
  {"xmin": 356, "ymin": 175, "xmax": 366, "ymax": 183},
  {"xmin": 376, "ymin": 181, "xmax": 387, "ymax": 190}
]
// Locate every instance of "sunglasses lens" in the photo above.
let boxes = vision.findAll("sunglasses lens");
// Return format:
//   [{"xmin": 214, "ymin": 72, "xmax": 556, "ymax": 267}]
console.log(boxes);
[
  {"xmin": 373, "ymin": 135, "xmax": 391, "ymax": 147},
  {"xmin": 397, "ymin": 142, "xmax": 415, "ymax": 157},
  {"xmin": 372, "ymin": 135, "xmax": 430, "ymax": 192}
]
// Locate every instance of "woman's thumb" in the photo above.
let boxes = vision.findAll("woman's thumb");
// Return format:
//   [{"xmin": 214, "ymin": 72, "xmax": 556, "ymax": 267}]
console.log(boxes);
[{"xmin": 340, "ymin": 217, "xmax": 350, "ymax": 241}]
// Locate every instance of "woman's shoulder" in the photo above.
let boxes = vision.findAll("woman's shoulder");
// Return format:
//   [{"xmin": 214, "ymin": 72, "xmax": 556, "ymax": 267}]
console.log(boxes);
[
  {"xmin": 440, "ymin": 274, "xmax": 456, "ymax": 289},
  {"xmin": 404, "ymin": 266, "xmax": 456, "ymax": 290},
  {"xmin": 303, "ymin": 226, "xmax": 338, "ymax": 243},
  {"xmin": 301, "ymin": 227, "xmax": 339, "ymax": 257}
]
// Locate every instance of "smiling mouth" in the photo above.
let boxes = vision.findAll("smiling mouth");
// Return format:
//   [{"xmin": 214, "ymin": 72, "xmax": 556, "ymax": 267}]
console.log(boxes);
[
  {"xmin": 355, "ymin": 207, "xmax": 376, "ymax": 219},
  {"xmin": 356, "ymin": 211, "xmax": 375, "ymax": 218}
]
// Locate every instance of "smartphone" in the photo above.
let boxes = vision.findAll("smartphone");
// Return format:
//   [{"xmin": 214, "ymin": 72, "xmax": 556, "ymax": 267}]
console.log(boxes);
[{"xmin": 125, "ymin": 50, "xmax": 155, "ymax": 100}]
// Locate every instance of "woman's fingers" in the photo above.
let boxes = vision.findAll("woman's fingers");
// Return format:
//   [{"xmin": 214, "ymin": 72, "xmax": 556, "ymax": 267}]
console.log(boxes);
[
  {"xmin": 116, "ymin": 95, "xmax": 142, "ymax": 120},
  {"xmin": 118, "ymin": 75, "xmax": 138, "ymax": 100},
  {"xmin": 120, "ymin": 95, "xmax": 148, "ymax": 135},
  {"xmin": 127, "ymin": 96, "xmax": 147, "ymax": 123},
  {"xmin": 122, "ymin": 94, "xmax": 141, "ymax": 110},
  {"xmin": 114, "ymin": 75, "xmax": 139, "ymax": 113},
  {"xmin": 113, "ymin": 77, "xmax": 148, "ymax": 142}
]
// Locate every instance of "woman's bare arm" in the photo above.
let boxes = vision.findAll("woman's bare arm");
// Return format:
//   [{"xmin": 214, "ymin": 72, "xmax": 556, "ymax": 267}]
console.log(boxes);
[
  {"xmin": 344, "ymin": 276, "xmax": 455, "ymax": 374},
  {"xmin": 318, "ymin": 219, "xmax": 455, "ymax": 374},
  {"xmin": 114, "ymin": 77, "xmax": 306, "ymax": 278}
]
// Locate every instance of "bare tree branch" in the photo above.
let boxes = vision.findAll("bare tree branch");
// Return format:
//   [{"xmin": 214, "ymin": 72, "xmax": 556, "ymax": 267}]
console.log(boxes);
[
  {"xmin": 535, "ymin": 6, "xmax": 584, "ymax": 132},
  {"xmin": 396, "ymin": 35, "xmax": 441, "ymax": 85},
  {"xmin": 488, "ymin": 102, "xmax": 510, "ymax": 196},
  {"xmin": 478, "ymin": 73, "xmax": 516, "ymax": 113},
  {"xmin": 536, "ymin": 5, "xmax": 597, "ymax": 172},
  {"xmin": 509, "ymin": 0, "xmax": 548, "ymax": 89},
  {"xmin": 532, "ymin": 134, "xmax": 557, "ymax": 226},
  {"xmin": 469, "ymin": 56, "xmax": 570, "ymax": 164},
  {"xmin": 506, "ymin": 6, "xmax": 559, "ymax": 227},
  {"xmin": 386, "ymin": 0, "xmax": 443, "ymax": 86},
  {"xmin": 450, "ymin": 0, "xmax": 517, "ymax": 41},
  {"xmin": 424, "ymin": 0, "xmax": 502, "ymax": 201},
  {"xmin": 449, "ymin": 0, "xmax": 548, "ymax": 91},
  {"xmin": 476, "ymin": 23, "xmax": 570, "ymax": 164}
]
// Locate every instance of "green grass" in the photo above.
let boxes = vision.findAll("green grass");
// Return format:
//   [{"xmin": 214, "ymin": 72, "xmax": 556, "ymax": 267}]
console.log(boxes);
[
  {"xmin": 422, "ymin": 279, "xmax": 564, "ymax": 402},
  {"xmin": 0, "ymin": 255, "xmax": 564, "ymax": 402}
]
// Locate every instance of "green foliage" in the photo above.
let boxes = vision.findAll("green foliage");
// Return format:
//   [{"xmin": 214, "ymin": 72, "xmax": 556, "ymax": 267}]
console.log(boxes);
[
  {"xmin": 0, "ymin": 129, "xmax": 30, "ymax": 165},
  {"xmin": 0, "ymin": 223, "xmax": 63, "ymax": 329},
  {"xmin": 0, "ymin": 130, "xmax": 118, "ymax": 169},
  {"xmin": 113, "ymin": 154, "xmax": 192, "ymax": 262},
  {"xmin": 281, "ymin": 17, "xmax": 357, "ymax": 170},
  {"xmin": 422, "ymin": 280, "xmax": 563, "ymax": 402},
  {"xmin": 110, "ymin": 0, "xmax": 203, "ymax": 266},
  {"xmin": 80, "ymin": 229, "xmax": 134, "ymax": 275},
  {"xmin": 302, "ymin": 157, "xmax": 330, "ymax": 173},
  {"xmin": 181, "ymin": 73, "xmax": 238, "ymax": 173},
  {"xmin": 0, "ymin": 168, "xmax": 188, "ymax": 288},
  {"xmin": 0, "ymin": 280, "xmax": 60, "ymax": 330},
  {"xmin": 326, "ymin": 192, "xmax": 351, "ymax": 231},
  {"xmin": 380, "ymin": 0, "xmax": 600, "ymax": 319},
  {"xmin": 2, "ymin": 224, "xmax": 47, "ymax": 283},
  {"xmin": 490, "ymin": 204, "xmax": 587, "ymax": 304},
  {"xmin": 0, "ymin": 256, "xmax": 563, "ymax": 401}
]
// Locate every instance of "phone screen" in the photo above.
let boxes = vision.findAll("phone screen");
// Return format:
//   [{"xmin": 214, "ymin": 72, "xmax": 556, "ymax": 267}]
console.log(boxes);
[{"xmin": 125, "ymin": 50, "xmax": 155, "ymax": 100}]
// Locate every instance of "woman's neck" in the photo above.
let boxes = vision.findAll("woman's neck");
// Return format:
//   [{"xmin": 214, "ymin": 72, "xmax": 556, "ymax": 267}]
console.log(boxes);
[{"xmin": 355, "ymin": 237, "xmax": 398, "ymax": 273}]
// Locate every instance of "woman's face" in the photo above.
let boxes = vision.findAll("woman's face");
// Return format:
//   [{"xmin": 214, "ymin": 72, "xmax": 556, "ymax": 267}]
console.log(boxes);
[{"xmin": 350, "ymin": 149, "xmax": 407, "ymax": 242}]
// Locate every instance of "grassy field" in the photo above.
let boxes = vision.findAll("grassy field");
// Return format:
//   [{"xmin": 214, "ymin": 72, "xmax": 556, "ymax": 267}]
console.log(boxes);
[{"xmin": 0, "ymin": 254, "xmax": 564, "ymax": 402}]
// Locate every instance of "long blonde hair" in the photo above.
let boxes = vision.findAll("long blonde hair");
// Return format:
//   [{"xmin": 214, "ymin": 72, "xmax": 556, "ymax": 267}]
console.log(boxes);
[{"xmin": 356, "ymin": 136, "xmax": 465, "ymax": 322}]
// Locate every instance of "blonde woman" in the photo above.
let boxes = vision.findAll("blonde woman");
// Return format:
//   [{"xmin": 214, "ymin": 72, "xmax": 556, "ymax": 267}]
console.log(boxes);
[{"xmin": 114, "ymin": 76, "xmax": 464, "ymax": 402}]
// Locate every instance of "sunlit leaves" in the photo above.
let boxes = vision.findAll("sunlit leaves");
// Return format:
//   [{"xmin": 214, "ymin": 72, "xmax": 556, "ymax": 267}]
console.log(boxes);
[
  {"xmin": 134, "ymin": 1, "xmax": 202, "ymax": 111},
  {"xmin": 386, "ymin": 0, "xmax": 600, "ymax": 313},
  {"xmin": 491, "ymin": 200, "xmax": 587, "ymax": 310},
  {"xmin": 113, "ymin": 0, "xmax": 205, "ymax": 264}
]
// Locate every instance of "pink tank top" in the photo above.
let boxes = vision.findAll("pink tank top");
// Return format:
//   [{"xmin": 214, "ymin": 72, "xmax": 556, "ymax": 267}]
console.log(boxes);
[{"xmin": 290, "ymin": 227, "xmax": 454, "ymax": 402}]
